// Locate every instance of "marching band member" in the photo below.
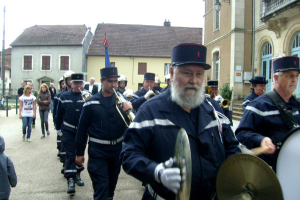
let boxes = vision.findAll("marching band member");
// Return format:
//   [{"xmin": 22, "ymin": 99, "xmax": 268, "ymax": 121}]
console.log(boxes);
[
  {"xmin": 207, "ymin": 80, "xmax": 218, "ymax": 99},
  {"xmin": 236, "ymin": 56, "xmax": 300, "ymax": 168},
  {"xmin": 53, "ymin": 72, "xmax": 73, "ymax": 173},
  {"xmin": 120, "ymin": 43, "xmax": 241, "ymax": 199},
  {"xmin": 56, "ymin": 73, "xmax": 85, "ymax": 194},
  {"xmin": 123, "ymin": 89, "xmax": 134, "ymax": 101},
  {"xmin": 116, "ymin": 74, "xmax": 127, "ymax": 94},
  {"xmin": 242, "ymin": 76, "xmax": 267, "ymax": 111},
  {"xmin": 131, "ymin": 72, "xmax": 160, "ymax": 111},
  {"xmin": 76, "ymin": 67, "xmax": 132, "ymax": 200}
]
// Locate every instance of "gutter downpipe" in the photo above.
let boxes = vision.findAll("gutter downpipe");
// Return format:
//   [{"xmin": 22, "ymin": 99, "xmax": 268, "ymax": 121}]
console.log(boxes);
[{"xmin": 251, "ymin": 0, "xmax": 255, "ymax": 78}]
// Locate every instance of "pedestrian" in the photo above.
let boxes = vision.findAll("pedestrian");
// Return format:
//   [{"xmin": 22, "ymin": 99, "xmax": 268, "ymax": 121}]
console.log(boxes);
[
  {"xmin": 56, "ymin": 73, "xmax": 85, "ymax": 194},
  {"xmin": 242, "ymin": 76, "xmax": 267, "ymax": 111},
  {"xmin": 27, "ymin": 82, "xmax": 38, "ymax": 128},
  {"xmin": 84, "ymin": 77, "xmax": 98, "ymax": 95},
  {"xmin": 236, "ymin": 56, "xmax": 300, "ymax": 168},
  {"xmin": 19, "ymin": 85, "xmax": 36, "ymax": 142},
  {"xmin": 59, "ymin": 77, "xmax": 65, "ymax": 92},
  {"xmin": 49, "ymin": 83, "xmax": 57, "ymax": 114},
  {"xmin": 37, "ymin": 83, "xmax": 51, "ymax": 139},
  {"xmin": 120, "ymin": 43, "xmax": 241, "ymax": 199},
  {"xmin": 0, "ymin": 135, "xmax": 17, "ymax": 200},
  {"xmin": 17, "ymin": 82, "xmax": 26, "ymax": 97},
  {"xmin": 76, "ymin": 67, "xmax": 133, "ymax": 200}
]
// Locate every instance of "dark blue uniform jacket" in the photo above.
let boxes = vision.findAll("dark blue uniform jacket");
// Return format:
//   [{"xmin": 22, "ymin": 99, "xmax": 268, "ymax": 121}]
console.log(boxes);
[
  {"xmin": 120, "ymin": 88, "xmax": 240, "ymax": 199},
  {"xmin": 236, "ymin": 89, "xmax": 300, "ymax": 166},
  {"xmin": 76, "ymin": 91, "xmax": 129, "ymax": 156},
  {"xmin": 242, "ymin": 91, "xmax": 258, "ymax": 111},
  {"xmin": 131, "ymin": 87, "xmax": 160, "ymax": 111},
  {"xmin": 56, "ymin": 90, "xmax": 85, "ymax": 133},
  {"xmin": 53, "ymin": 88, "xmax": 68, "ymax": 126}
]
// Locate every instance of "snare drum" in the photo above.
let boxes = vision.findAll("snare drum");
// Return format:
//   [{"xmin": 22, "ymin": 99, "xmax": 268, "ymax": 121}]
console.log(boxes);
[{"xmin": 275, "ymin": 127, "xmax": 300, "ymax": 200}]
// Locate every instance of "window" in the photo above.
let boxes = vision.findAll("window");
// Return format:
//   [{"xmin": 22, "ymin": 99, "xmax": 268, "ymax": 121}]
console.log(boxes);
[
  {"xmin": 111, "ymin": 62, "xmax": 115, "ymax": 67},
  {"xmin": 261, "ymin": 42, "xmax": 272, "ymax": 92},
  {"xmin": 164, "ymin": 63, "xmax": 171, "ymax": 75},
  {"xmin": 214, "ymin": 52, "xmax": 220, "ymax": 80},
  {"xmin": 60, "ymin": 56, "xmax": 69, "ymax": 71},
  {"xmin": 215, "ymin": 10, "xmax": 219, "ymax": 30},
  {"xmin": 23, "ymin": 55, "xmax": 32, "ymax": 70},
  {"xmin": 42, "ymin": 55, "xmax": 51, "ymax": 71},
  {"xmin": 138, "ymin": 63, "xmax": 147, "ymax": 75}
]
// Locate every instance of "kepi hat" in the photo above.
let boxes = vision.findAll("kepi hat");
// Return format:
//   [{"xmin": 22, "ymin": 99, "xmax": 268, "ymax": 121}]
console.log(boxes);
[
  {"xmin": 207, "ymin": 80, "xmax": 218, "ymax": 87},
  {"xmin": 144, "ymin": 73, "xmax": 155, "ymax": 81},
  {"xmin": 70, "ymin": 73, "xmax": 84, "ymax": 83},
  {"xmin": 273, "ymin": 56, "xmax": 300, "ymax": 73},
  {"xmin": 171, "ymin": 43, "xmax": 211, "ymax": 70},
  {"xmin": 101, "ymin": 67, "xmax": 120, "ymax": 79},
  {"xmin": 249, "ymin": 76, "xmax": 268, "ymax": 84}
]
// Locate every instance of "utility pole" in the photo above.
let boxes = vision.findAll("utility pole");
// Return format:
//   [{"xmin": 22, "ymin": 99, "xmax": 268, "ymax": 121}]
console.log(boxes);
[{"xmin": 1, "ymin": 6, "xmax": 5, "ymax": 96}]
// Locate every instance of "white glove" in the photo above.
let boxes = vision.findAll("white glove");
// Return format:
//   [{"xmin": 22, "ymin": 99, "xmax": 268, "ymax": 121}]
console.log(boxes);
[
  {"xmin": 57, "ymin": 130, "xmax": 63, "ymax": 136},
  {"xmin": 154, "ymin": 158, "xmax": 181, "ymax": 194},
  {"xmin": 144, "ymin": 90, "xmax": 155, "ymax": 99}
]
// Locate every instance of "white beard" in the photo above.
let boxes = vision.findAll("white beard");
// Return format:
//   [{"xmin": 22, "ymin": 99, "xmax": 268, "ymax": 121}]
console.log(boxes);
[{"xmin": 171, "ymin": 78, "xmax": 205, "ymax": 109}]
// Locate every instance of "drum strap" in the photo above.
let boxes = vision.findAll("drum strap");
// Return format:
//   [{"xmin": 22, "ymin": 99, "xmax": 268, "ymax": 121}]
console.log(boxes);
[{"xmin": 267, "ymin": 91, "xmax": 298, "ymax": 131}]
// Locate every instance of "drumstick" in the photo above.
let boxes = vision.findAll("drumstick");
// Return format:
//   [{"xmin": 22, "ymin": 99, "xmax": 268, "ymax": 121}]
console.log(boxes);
[{"xmin": 250, "ymin": 146, "xmax": 272, "ymax": 156}]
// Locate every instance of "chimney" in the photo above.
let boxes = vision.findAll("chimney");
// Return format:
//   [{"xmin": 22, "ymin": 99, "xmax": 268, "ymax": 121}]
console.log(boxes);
[{"xmin": 164, "ymin": 19, "xmax": 171, "ymax": 27}]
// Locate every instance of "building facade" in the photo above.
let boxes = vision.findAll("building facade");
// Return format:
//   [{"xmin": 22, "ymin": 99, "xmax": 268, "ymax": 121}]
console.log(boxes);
[
  {"xmin": 11, "ymin": 25, "xmax": 93, "ymax": 94},
  {"xmin": 87, "ymin": 23, "xmax": 202, "ymax": 92},
  {"xmin": 204, "ymin": 0, "xmax": 253, "ymax": 99},
  {"xmin": 255, "ymin": 0, "xmax": 300, "ymax": 95}
]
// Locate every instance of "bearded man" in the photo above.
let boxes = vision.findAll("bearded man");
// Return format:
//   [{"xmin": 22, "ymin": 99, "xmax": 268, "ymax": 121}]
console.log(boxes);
[{"xmin": 120, "ymin": 43, "xmax": 241, "ymax": 200}]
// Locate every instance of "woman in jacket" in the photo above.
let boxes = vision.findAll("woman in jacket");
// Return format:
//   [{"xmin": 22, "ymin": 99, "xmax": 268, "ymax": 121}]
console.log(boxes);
[{"xmin": 37, "ymin": 84, "xmax": 51, "ymax": 138}]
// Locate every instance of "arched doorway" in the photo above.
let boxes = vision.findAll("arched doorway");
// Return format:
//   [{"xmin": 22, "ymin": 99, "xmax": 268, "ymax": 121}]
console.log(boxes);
[
  {"xmin": 291, "ymin": 31, "xmax": 300, "ymax": 95},
  {"xmin": 261, "ymin": 42, "xmax": 272, "ymax": 92}
]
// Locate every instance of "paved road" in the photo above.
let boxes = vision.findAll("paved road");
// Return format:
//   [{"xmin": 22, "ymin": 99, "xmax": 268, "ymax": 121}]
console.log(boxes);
[
  {"xmin": 0, "ymin": 109, "xmax": 144, "ymax": 200},
  {"xmin": 0, "ymin": 109, "xmax": 241, "ymax": 200}
]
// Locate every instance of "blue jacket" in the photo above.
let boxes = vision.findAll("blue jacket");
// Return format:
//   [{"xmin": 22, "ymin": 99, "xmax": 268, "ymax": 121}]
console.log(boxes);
[
  {"xmin": 56, "ymin": 90, "xmax": 85, "ymax": 133},
  {"xmin": 131, "ymin": 87, "xmax": 160, "ymax": 111},
  {"xmin": 53, "ymin": 88, "xmax": 68, "ymax": 126},
  {"xmin": 76, "ymin": 91, "xmax": 129, "ymax": 156},
  {"xmin": 242, "ymin": 91, "xmax": 258, "ymax": 111},
  {"xmin": 236, "ymin": 89, "xmax": 300, "ymax": 165},
  {"xmin": 0, "ymin": 136, "xmax": 17, "ymax": 199},
  {"xmin": 120, "ymin": 89, "xmax": 240, "ymax": 199}
]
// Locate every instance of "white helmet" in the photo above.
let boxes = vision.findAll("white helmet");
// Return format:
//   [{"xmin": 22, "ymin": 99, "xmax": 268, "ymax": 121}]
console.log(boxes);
[
  {"xmin": 118, "ymin": 75, "xmax": 127, "ymax": 88},
  {"xmin": 155, "ymin": 76, "xmax": 161, "ymax": 84},
  {"xmin": 63, "ymin": 70, "xmax": 74, "ymax": 87}
]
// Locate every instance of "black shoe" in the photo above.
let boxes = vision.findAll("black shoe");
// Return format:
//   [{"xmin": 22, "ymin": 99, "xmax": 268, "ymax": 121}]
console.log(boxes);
[
  {"xmin": 61, "ymin": 166, "xmax": 65, "ymax": 174},
  {"xmin": 75, "ymin": 173, "xmax": 84, "ymax": 186},
  {"xmin": 67, "ymin": 178, "xmax": 75, "ymax": 194},
  {"xmin": 57, "ymin": 150, "xmax": 61, "ymax": 157},
  {"xmin": 40, "ymin": 134, "xmax": 45, "ymax": 139}
]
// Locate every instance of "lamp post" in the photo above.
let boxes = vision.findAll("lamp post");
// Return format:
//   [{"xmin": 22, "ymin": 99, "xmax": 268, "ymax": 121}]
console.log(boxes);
[{"xmin": 214, "ymin": 0, "xmax": 230, "ymax": 11}]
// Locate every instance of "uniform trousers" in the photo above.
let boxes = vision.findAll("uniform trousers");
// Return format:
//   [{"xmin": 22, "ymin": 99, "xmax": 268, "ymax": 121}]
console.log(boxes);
[
  {"xmin": 62, "ymin": 130, "xmax": 84, "ymax": 179},
  {"xmin": 87, "ymin": 142, "xmax": 122, "ymax": 200}
]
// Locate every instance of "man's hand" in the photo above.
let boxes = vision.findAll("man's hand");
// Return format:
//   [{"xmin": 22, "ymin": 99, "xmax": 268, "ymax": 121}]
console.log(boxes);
[
  {"xmin": 260, "ymin": 137, "xmax": 276, "ymax": 154},
  {"xmin": 144, "ymin": 90, "xmax": 155, "ymax": 100},
  {"xmin": 121, "ymin": 102, "xmax": 133, "ymax": 112},
  {"xmin": 154, "ymin": 158, "xmax": 181, "ymax": 194},
  {"xmin": 19, "ymin": 114, "xmax": 22, "ymax": 119},
  {"xmin": 76, "ymin": 156, "xmax": 85, "ymax": 166}
]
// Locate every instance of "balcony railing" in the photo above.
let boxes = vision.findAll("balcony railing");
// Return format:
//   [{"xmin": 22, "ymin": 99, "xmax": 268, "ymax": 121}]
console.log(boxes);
[{"xmin": 261, "ymin": 0, "xmax": 300, "ymax": 22}]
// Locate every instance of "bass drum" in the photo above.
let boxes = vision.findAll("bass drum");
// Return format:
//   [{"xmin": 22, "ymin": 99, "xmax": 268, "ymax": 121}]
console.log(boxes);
[{"xmin": 275, "ymin": 127, "xmax": 300, "ymax": 200}]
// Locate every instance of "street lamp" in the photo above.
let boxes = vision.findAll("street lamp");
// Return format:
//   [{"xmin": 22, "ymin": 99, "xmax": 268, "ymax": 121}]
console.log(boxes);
[{"xmin": 214, "ymin": 0, "xmax": 230, "ymax": 11}]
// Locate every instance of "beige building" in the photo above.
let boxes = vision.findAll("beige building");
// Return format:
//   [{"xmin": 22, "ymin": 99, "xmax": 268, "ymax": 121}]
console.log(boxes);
[
  {"xmin": 87, "ymin": 22, "xmax": 202, "ymax": 92},
  {"xmin": 254, "ymin": 0, "xmax": 300, "ymax": 95},
  {"xmin": 204, "ymin": 0, "xmax": 253, "ymax": 99}
]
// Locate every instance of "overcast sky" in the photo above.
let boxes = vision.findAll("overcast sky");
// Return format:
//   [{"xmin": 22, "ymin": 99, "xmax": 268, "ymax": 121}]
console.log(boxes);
[{"xmin": 0, "ymin": 0, "xmax": 206, "ymax": 49}]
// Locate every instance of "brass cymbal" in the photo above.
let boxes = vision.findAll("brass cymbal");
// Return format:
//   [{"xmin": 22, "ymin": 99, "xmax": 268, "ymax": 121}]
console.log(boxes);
[
  {"xmin": 174, "ymin": 128, "xmax": 192, "ymax": 200},
  {"xmin": 216, "ymin": 154, "xmax": 283, "ymax": 200}
]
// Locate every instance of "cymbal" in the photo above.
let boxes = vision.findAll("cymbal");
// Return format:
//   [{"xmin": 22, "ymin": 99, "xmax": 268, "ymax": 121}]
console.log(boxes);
[
  {"xmin": 174, "ymin": 128, "xmax": 192, "ymax": 200},
  {"xmin": 216, "ymin": 154, "xmax": 283, "ymax": 200}
]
